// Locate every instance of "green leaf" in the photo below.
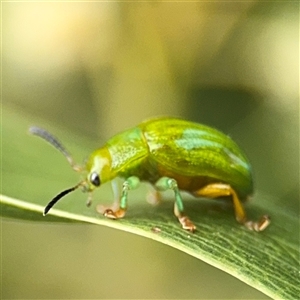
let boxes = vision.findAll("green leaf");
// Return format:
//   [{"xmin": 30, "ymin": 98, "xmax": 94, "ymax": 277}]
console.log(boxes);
[{"xmin": 2, "ymin": 105, "xmax": 299, "ymax": 300}]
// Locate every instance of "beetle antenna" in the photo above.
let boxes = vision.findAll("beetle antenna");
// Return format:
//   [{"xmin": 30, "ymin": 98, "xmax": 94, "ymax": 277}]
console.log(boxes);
[
  {"xmin": 29, "ymin": 126, "xmax": 80, "ymax": 171},
  {"xmin": 43, "ymin": 182, "xmax": 82, "ymax": 215}
]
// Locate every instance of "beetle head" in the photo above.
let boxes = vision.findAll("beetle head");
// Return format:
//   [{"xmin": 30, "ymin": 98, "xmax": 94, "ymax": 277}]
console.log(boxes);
[{"xmin": 85, "ymin": 146, "xmax": 112, "ymax": 188}]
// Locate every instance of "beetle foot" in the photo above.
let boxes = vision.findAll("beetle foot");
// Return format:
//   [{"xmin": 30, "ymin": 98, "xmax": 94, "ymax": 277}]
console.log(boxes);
[
  {"xmin": 244, "ymin": 215, "xmax": 270, "ymax": 232},
  {"xmin": 178, "ymin": 215, "xmax": 196, "ymax": 232},
  {"xmin": 104, "ymin": 208, "xmax": 126, "ymax": 219}
]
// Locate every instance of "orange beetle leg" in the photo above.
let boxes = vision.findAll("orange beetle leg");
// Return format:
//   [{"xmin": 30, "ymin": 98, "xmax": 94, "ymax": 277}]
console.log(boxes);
[{"xmin": 194, "ymin": 183, "xmax": 270, "ymax": 232}]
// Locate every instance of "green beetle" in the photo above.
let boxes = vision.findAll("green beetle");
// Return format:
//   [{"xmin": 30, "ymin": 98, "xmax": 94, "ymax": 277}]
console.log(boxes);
[{"xmin": 30, "ymin": 117, "xmax": 270, "ymax": 232}]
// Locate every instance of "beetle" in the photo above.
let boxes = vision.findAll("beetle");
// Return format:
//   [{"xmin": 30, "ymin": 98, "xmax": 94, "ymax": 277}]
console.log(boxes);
[{"xmin": 29, "ymin": 117, "xmax": 270, "ymax": 232}]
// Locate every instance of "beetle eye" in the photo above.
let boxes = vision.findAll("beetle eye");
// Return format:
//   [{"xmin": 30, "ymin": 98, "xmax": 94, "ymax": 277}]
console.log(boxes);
[{"xmin": 90, "ymin": 172, "xmax": 101, "ymax": 187}]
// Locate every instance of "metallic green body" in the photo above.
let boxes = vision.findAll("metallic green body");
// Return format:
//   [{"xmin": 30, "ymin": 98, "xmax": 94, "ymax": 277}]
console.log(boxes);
[{"xmin": 86, "ymin": 117, "xmax": 253, "ymax": 199}]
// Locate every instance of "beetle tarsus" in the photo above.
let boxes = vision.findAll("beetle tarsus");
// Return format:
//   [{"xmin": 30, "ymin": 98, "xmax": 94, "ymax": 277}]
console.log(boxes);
[
  {"xmin": 86, "ymin": 193, "xmax": 93, "ymax": 207},
  {"xmin": 104, "ymin": 208, "xmax": 126, "ymax": 219},
  {"xmin": 244, "ymin": 215, "xmax": 270, "ymax": 232},
  {"xmin": 259, "ymin": 215, "xmax": 271, "ymax": 231},
  {"xmin": 103, "ymin": 209, "xmax": 117, "ymax": 219},
  {"xmin": 178, "ymin": 215, "xmax": 197, "ymax": 232}
]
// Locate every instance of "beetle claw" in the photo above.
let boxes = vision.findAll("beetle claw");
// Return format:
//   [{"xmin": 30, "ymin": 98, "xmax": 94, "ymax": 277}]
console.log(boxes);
[
  {"xmin": 103, "ymin": 208, "xmax": 126, "ymax": 219},
  {"xmin": 257, "ymin": 215, "xmax": 271, "ymax": 231},
  {"xmin": 178, "ymin": 216, "xmax": 197, "ymax": 232},
  {"xmin": 244, "ymin": 215, "xmax": 270, "ymax": 232},
  {"xmin": 103, "ymin": 209, "xmax": 117, "ymax": 219}
]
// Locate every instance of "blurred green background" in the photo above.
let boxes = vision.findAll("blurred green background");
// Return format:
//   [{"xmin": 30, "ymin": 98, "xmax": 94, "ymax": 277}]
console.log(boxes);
[{"xmin": 2, "ymin": 1, "xmax": 298, "ymax": 299}]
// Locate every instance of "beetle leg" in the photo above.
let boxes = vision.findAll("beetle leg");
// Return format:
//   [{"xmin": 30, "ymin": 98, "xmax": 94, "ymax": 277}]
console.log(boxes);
[
  {"xmin": 146, "ymin": 184, "xmax": 162, "ymax": 206},
  {"xmin": 96, "ymin": 179, "xmax": 121, "ymax": 214},
  {"xmin": 103, "ymin": 176, "xmax": 140, "ymax": 219},
  {"xmin": 194, "ymin": 183, "xmax": 270, "ymax": 232},
  {"xmin": 155, "ymin": 177, "xmax": 196, "ymax": 232}
]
